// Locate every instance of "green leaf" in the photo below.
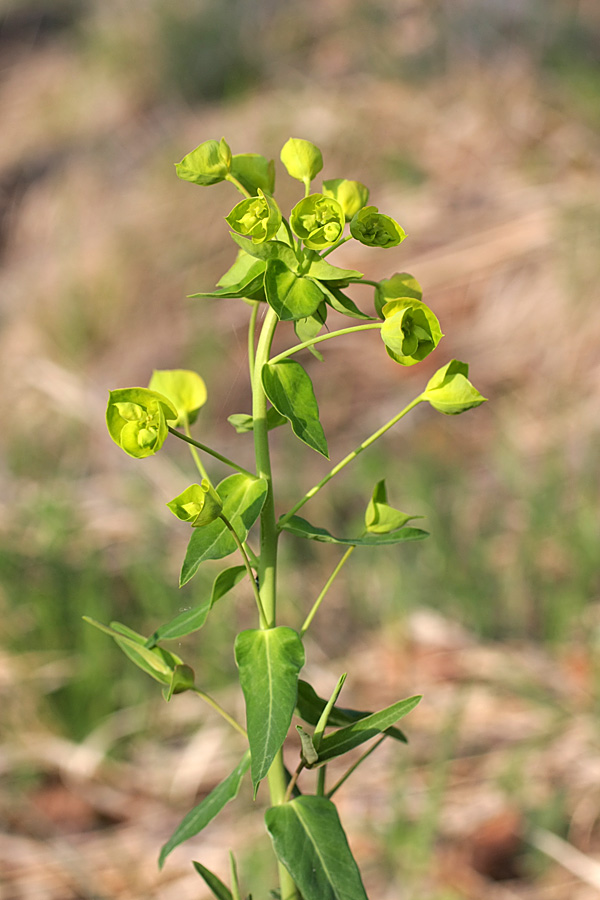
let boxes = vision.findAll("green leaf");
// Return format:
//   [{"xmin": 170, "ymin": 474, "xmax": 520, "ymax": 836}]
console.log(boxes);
[
  {"xmin": 159, "ymin": 752, "xmax": 250, "ymax": 868},
  {"xmin": 313, "ymin": 673, "xmax": 347, "ymax": 750},
  {"xmin": 181, "ymin": 475, "xmax": 268, "ymax": 586},
  {"xmin": 294, "ymin": 303, "xmax": 327, "ymax": 361},
  {"xmin": 265, "ymin": 260, "xmax": 324, "ymax": 321},
  {"xmin": 422, "ymin": 359, "xmax": 488, "ymax": 415},
  {"xmin": 193, "ymin": 862, "xmax": 233, "ymax": 900},
  {"xmin": 296, "ymin": 680, "xmax": 407, "ymax": 743},
  {"xmin": 262, "ymin": 361, "xmax": 328, "ymax": 458},
  {"xmin": 227, "ymin": 408, "xmax": 287, "ymax": 434},
  {"xmin": 316, "ymin": 696, "xmax": 421, "ymax": 765},
  {"xmin": 322, "ymin": 179, "xmax": 369, "ymax": 220},
  {"xmin": 280, "ymin": 515, "xmax": 428, "ymax": 545},
  {"xmin": 265, "ymin": 796, "xmax": 368, "ymax": 900},
  {"xmin": 234, "ymin": 627, "xmax": 305, "ymax": 792},
  {"xmin": 163, "ymin": 663, "xmax": 196, "ymax": 701},
  {"xmin": 317, "ymin": 282, "xmax": 371, "ymax": 320},
  {"xmin": 148, "ymin": 369, "xmax": 207, "ymax": 427},
  {"xmin": 306, "ymin": 256, "xmax": 363, "ymax": 283},
  {"xmin": 217, "ymin": 250, "xmax": 267, "ymax": 289},
  {"xmin": 229, "ymin": 234, "xmax": 299, "ymax": 271},
  {"xmin": 146, "ymin": 566, "xmax": 246, "ymax": 646},
  {"xmin": 231, "ymin": 152, "xmax": 275, "ymax": 195},
  {"xmin": 84, "ymin": 617, "xmax": 188, "ymax": 687},
  {"xmin": 365, "ymin": 479, "xmax": 423, "ymax": 534},
  {"xmin": 167, "ymin": 480, "xmax": 224, "ymax": 528}
]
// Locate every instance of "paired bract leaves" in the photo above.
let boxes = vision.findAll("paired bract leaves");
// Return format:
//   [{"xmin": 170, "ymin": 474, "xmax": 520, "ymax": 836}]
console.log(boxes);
[
  {"xmin": 264, "ymin": 260, "xmax": 324, "ymax": 321},
  {"xmin": 350, "ymin": 206, "xmax": 405, "ymax": 248},
  {"xmin": 167, "ymin": 480, "xmax": 223, "ymax": 527},
  {"xmin": 280, "ymin": 515, "xmax": 428, "ymax": 545},
  {"xmin": 423, "ymin": 359, "xmax": 488, "ymax": 414},
  {"xmin": 106, "ymin": 388, "xmax": 177, "ymax": 458},
  {"xmin": 291, "ymin": 194, "xmax": 345, "ymax": 250},
  {"xmin": 365, "ymin": 479, "xmax": 423, "ymax": 534},
  {"xmin": 380, "ymin": 297, "xmax": 443, "ymax": 366}
]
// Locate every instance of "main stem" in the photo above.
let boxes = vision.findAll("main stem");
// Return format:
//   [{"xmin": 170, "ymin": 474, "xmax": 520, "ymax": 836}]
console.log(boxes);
[{"xmin": 252, "ymin": 307, "xmax": 300, "ymax": 900}]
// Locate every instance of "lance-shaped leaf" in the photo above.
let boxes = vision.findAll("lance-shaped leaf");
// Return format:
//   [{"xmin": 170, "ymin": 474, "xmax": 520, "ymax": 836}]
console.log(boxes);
[
  {"xmin": 280, "ymin": 515, "xmax": 428, "ymax": 545},
  {"xmin": 422, "ymin": 359, "xmax": 488, "ymax": 415},
  {"xmin": 315, "ymin": 695, "xmax": 421, "ymax": 766},
  {"xmin": 234, "ymin": 627, "xmax": 305, "ymax": 791},
  {"xmin": 316, "ymin": 282, "xmax": 371, "ymax": 320},
  {"xmin": 296, "ymin": 680, "xmax": 407, "ymax": 742},
  {"xmin": 189, "ymin": 253, "xmax": 266, "ymax": 301},
  {"xmin": 262, "ymin": 361, "xmax": 328, "ymax": 458},
  {"xmin": 305, "ymin": 256, "xmax": 363, "ymax": 283},
  {"xmin": 148, "ymin": 369, "xmax": 207, "ymax": 427},
  {"xmin": 181, "ymin": 475, "xmax": 267, "ymax": 586},
  {"xmin": 265, "ymin": 796, "xmax": 368, "ymax": 900},
  {"xmin": 193, "ymin": 862, "xmax": 233, "ymax": 900},
  {"xmin": 229, "ymin": 234, "xmax": 299, "ymax": 272},
  {"xmin": 159, "ymin": 752, "xmax": 250, "ymax": 868},
  {"xmin": 228, "ymin": 408, "xmax": 287, "ymax": 434},
  {"xmin": 365, "ymin": 479, "xmax": 423, "ymax": 534},
  {"xmin": 374, "ymin": 271, "xmax": 422, "ymax": 317},
  {"xmin": 146, "ymin": 566, "xmax": 246, "ymax": 646},
  {"xmin": 265, "ymin": 260, "xmax": 324, "ymax": 321},
  {"xmin": 294, "ymin": 303, "xmax": 327, "ymax": 361}
]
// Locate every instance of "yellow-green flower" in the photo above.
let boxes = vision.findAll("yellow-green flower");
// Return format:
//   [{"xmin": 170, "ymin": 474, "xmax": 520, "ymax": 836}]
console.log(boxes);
[
  {"xmin": 226, "ymin": 189, "xmax": 282, "ymax": 244},
  {"xmin": 167, "ymin": 481, "xmax": 224, "ymax": 527},
  {"xmin": 380, "ymin": 298, "xmax": 443, "ymax": 366},
  {"xmin": 106, "ymin": 388, "xmax": 177, "ymax": 458},
  {"xmin": 290, "ymin": 193, "xmax": 344, "ymax": 250},
  {"xmin": 350, "ymin": 206, "xmax": 405, "ymax": 248}
]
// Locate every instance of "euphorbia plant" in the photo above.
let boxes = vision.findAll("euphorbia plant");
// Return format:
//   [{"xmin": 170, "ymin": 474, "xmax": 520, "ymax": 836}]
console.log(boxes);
[{"xmin": 87, "ymin": 137, "xmax": 486, "ymax": 900}]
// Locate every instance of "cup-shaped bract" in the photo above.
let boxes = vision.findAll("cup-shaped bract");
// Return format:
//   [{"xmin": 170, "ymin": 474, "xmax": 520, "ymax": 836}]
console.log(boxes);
[
  {"xmin": 175, "ymin": 137, "xmax": 232, "ymax": 186},
  {"xmin": 290, "ymin": 193, "xmax": 345, "ymax": 250},
  {"xmin": 280, "ymin": 138, "xmax": 323, "ymax": 186},
  {"xmin": 106, "ymin": 388, "xmax": 178, "ymax": 458},
  {"xmin": 226, "ymin": 189, "xmax": 282, "ymax": 244},
  {"xmin": 322, "ymin": 179, "xmax": 369, "ymax": 221},
  {"xmin": 380, "ymin": 298, "xmax": 443, "ymax": 366},
  {"xmin": 231, "ymin": 153, "xmax": 275, "ymax": 195},
  {"xmin": 422, "ymin": 359, "xmax": 487, "ymax": 415},
  {"xmin": 167, "ymin": 480, "xmax": 224, "ymax": 527},
  {"xmin": 374, "ymin": 272, "xmax": 422, "ymax": 318},
  {"xmin": 350, "ymin": 206, "xmax": 406, "ymax": 248},
  {"xmin": 365, "ymin": 479, "xmax": 420, "ymax": 534},
  {"xmin": 148, "ymin": 369, "xmax": 207, "ymax": 427}
]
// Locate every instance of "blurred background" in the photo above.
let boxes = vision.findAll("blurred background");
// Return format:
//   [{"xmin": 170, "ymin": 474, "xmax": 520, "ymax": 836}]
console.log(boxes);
[{"xmin": 1, "ymin": 0, "xmax": 599, "ymax": 897}]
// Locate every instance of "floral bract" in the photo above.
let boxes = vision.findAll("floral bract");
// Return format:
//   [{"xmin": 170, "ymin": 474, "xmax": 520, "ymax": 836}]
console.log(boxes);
[
  {"xmin": 380, "ymin": 298, "xmax": 443, "ymax": 366},
  {"xmin": 350, "ymin": 205, "xmax": 405, "ymax": 248},
  {"xmin": 290, "ymin": 194, "xmax": 344, "ymax": 250},
  {"xmin": 167, "ymin": 480, "xmax": 224, "ymax": 527},
  {"xmin": 106, "ymin": 388, "xmax": 177, "ymax": 458},
  {"xmin": 322, "ymin": 179, "xmax": 369, "ymax": 220},
  {"xmin": 226, "ymin": 189, "xmax": 282, "ymax": 244}
]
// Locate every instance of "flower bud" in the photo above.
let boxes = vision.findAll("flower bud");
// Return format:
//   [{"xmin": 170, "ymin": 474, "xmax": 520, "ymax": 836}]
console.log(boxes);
[
  {"xmin": 322, "ymin": 179, "xmax": 369, "ymax": 220},
  {"xmin": 350, "ymin": 206, "xmax": 405, "ymax": 248},
  {"xmin": 422, "ymin": 360, "xmax": 487, "ymax": 415},
  {"xmin": 226, "ymin": 189, "xmax": 282, "ymax": 244},
  {"xmin": 280, "ymin": 138, "xmax": 323, "ymax": 186},
  {"xmin": 106, "ymin": 388, "xmax": 177, "ymax": 458},
  {"xmin": 290, "ymin": 193, "xmax": 344, "ymax": 250},
  {"xmin": 175, "ymin": 137, "xmax": 232, "ymax": 186},
  {"xmin": 380, "ymin": 298, "xmax": 443, "ymax": 366},
  {"xmin": 167, "ymin": 480, "xmax": 224, "ymax": 527}
]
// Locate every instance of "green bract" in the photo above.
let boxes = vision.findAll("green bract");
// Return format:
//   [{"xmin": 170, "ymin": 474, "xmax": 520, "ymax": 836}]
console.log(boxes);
[
  {"xmin": 365, "ymin": 480, "xmax": 422, "ymax": 534},
  {"xmin": 148, "ymin": 369, "xmax": 207, "ymax": 427},
  {"xmin": 290, "ymin": 194, "xmax": 344, "ymax": 250},
  {"xmin": 175, "ymin": 138, "xmax": 232, "ymax": 186},
  {"xmin": 226, "ymin": 189, "xmax": 282, "ymax": 244},
  {"xmin": 374, "ymin": 271, "xmax": 422, "ymax": 318},
  {"xmin": 380, "ymin": 297, "xmax": 443, "ymax": 366},
  {"xmin": 322, "ymin": 179, "xmax": 369, "ymax": 220},
  {"xmin": 350, "ymin": 205, "xmax": 406, "ymax": 248},
  {"xmin": 422, "ymin": 359, "xmax": 488, "ymax": 414},
  {"xmin": 280, "ymin": 137, "xmax": 323, "ymax": 186},
  {"xmin": 167, "ymin": 480, "xmax": 224, "ymax": 528},
  {"xmin": 106, "ymin": 388, "xmax": 177, "ymax": 458},
  {"xmin": 231, "ymin": 153, "xmax": 275, "ymax": 195}
]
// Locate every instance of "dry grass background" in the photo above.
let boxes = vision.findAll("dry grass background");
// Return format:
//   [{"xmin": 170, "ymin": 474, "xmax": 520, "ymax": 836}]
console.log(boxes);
[{"xmin": 1, "ymin": 0, "xmax": 600, "ymax": 897}]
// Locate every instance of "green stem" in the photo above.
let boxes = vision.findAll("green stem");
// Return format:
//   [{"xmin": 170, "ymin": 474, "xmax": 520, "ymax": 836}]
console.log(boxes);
[
  {"xmin": 225, "ymin": 173, "xmax": 252, "ymax": 198},
  {"xmin": 248, "ymin": 301, "xmax": 259, "ymax": 380},
  {"xmin": 280, "ymin": 396, "xmax": 424, "ymax": 527},
  {"xmin": 191, "ymin": 687, "xmax": 247, "ymax": 738},
  {"xmin": 321, "ymin": 235, "xmax": 351, "ymax": 258},
  {"xmin": 252, "ymin": 307, "xmax": 301, "ymax": 900},
  {"xmin": 183, "ymin": 415, "xmax": 209, "ymax": 481},
  {"xmin": 269, "ymin": 323, "xmax": 382, "ymax": 365},
  {"xmin": 284, "ymin": 762, "xmax": 304, "ymax": 803},
  {"xmin": 167, "ymin": 427, "xmax": 255, "ymax": 477},
  {"xmin": 326, "ymin": 736, "xmax": 386, "ymax": 799},
  {"xmin": 317, "ymin": 766, "xmax": 326, "ymax": 797},
  {"xmin": 220, "ymin": 514, "xmax": 268, "ymax": 628},
  {"xmin": 300, "ymin": 546, "xmax": 356, "ymax": 636}
]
